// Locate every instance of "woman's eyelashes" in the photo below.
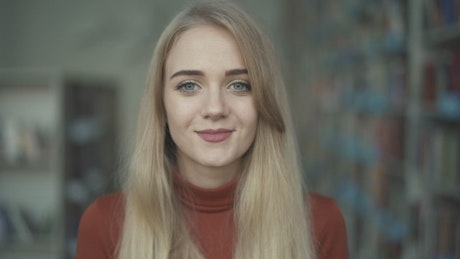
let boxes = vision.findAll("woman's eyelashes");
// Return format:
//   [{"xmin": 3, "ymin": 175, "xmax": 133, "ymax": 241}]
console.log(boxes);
[
  {"xmin": 175, "ymin": 80, "xmax": 251, "ymax": 95},
  {"xmin": 176, "ymin": 81, "xmax": 200, "ymax": 94},
  {"xmin": 229, "ymin": 80, "xmax": 251, "ymax": 93}
]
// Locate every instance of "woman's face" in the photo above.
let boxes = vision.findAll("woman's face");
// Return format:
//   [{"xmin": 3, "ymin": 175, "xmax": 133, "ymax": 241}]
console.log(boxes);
[{"xmin": 163, "ymin": 24, "xmax": 258, "ymax": 184}]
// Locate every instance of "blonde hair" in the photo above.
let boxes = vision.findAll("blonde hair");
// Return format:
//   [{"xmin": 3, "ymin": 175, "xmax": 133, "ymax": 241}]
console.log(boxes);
[{"xmin": 118, "ymin": 1, "xmax": 316, "ymax": 258}]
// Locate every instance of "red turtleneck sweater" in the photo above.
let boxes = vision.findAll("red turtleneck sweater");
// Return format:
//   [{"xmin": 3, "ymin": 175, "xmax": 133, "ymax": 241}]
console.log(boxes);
[{"xmin": 76, "ymin": 175, "xmax": 348, "ymax": 259}]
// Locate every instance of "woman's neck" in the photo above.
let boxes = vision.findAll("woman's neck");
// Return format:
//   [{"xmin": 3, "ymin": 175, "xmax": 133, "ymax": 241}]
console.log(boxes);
[{"xmin": 176, "ymin": 159, "xmax": 242, "ymax": 189}]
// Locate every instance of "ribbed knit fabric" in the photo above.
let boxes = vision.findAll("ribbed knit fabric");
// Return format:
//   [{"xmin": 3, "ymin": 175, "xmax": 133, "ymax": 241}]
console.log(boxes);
[
  {"xmin": 174, "ymin": 173, "xmax": 237, "ymax": 259},
  {"xmin": 76, "ymin": 174, "xmax": 349, "ymax": 259}
]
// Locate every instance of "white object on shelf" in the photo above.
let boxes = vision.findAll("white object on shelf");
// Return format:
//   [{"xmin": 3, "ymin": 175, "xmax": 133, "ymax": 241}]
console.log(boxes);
[
  {"xmin": 4, "ymin": 120, "xmax": 21, "ymax": 163},
  {"xmin": 7, "ymin": 204, "xmax": 34, "ymax": 244}
]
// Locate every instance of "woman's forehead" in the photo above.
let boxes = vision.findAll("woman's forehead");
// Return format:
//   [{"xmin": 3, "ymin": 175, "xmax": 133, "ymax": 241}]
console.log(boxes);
[{"xmin": 164, "ymin": 24, "xmax": 245, "ymax": 78}]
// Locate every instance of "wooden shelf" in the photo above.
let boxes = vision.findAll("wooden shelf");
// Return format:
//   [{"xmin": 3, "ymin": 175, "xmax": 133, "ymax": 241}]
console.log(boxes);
[
  {"xmin": 0, "ymin": 240, "xmax": 58, "ymax": 254},
  {"xmin": 424, "ymin": 24, "xmax": 460, "ymax": 50},
  {"xmin": 0, "ymin": 162, "xmax": 52, "ymax": 172},
  {"xmin": 419, "ymin": 108, "xmax": 460, "ymax": 126},
  {"xmin": 431, "ymin": 185, "xmax": 460, "ymax": 203},
  {"xmin": 0, "ymin": 70, "xmax": 118, "ymax": 259}
]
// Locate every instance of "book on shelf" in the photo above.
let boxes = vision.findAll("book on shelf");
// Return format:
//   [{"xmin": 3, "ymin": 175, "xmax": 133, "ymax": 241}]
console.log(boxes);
[
  {"xmin": 416, "ymin": 126, "xmax": 460, "ymax": 189},
  {"xmin": 4, "ymin": 204, "xmax": 34, "ymax": 244},
  {"xmin": 424, "ymin": 0, "xmax": 460, "ymax": 28},
  {"xmin": 423, "ymin": 50, "xmax": 460, "ymax": 119},
  {"xmin": 0, "ymin": 118, "xmax": 52, "ymax": 168},
  {"xmin": 433, "ymin": 206, "xmax": 460, "ymax": 258}
]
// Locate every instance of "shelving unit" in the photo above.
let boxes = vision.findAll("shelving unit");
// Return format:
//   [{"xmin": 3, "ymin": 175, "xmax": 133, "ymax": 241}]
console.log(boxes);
[
  {"xmin": 0, "ymin": 69, "xmax": 117, "ymax": 259},
  {"xmin": 62, "ymin": 74, "xmax": 118, "ymax": 259},
  {"xmin": 405, "ymin": 0, "xmax": 460, "ymax": 258},
  {"xmin": 299, "ymin": 0, "xmax": 460, "ymax": 257},
  {"xmin": 425, "ymin": 24, "xmax": 460, "ymax": 48},
  {"xmin": 0, "ymin": 70, "xmax": 64, "ymax": 259},
  {"xmin": 296, "ymin": 0, "xmax": 404, "ymax": 258},
  {"xmin": 301, "ymin": 0, "xmax": 459, "ymax": 258}
]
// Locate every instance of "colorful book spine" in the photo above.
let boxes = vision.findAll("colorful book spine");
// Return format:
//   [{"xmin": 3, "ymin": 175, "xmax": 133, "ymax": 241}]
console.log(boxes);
[
  {"xmin": 425, "ymin": 0, "xmax": 460, "ymax": 27},
  {"xmin": 423, "ymin": 50, "xmax": 460, "ymax": 118}
]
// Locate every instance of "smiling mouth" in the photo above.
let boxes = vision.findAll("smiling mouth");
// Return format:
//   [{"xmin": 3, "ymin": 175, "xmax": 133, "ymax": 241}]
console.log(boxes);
[{"xmin": 196, "ymin": 129, "xmax": 234, "ymax": 143}]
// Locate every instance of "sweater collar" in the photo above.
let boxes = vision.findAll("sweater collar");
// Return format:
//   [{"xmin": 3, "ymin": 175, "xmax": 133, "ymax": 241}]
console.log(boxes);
[{"xmin": 174, "ymin": 171, "xmax": 239, "ymax": 213}]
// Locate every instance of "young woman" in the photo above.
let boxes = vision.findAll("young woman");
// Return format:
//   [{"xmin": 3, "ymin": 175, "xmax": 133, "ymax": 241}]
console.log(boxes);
[{"xmin": 76, "ymin": 1, "xmax": 348, "ymax": 259}]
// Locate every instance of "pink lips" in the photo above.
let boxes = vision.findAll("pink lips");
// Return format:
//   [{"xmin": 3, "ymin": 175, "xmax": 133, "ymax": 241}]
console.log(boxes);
[{"xmin": 196, "ymin": 128, "xmax": 233, "ymax": 143}]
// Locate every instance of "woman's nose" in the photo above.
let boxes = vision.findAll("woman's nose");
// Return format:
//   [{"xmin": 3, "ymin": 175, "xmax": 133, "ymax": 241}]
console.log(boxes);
[{"xmin": 201, "ymin": 87, "xmax": 229, "ymax": 120}]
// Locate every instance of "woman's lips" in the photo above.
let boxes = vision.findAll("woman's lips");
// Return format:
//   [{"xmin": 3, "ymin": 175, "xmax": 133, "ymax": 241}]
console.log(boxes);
[{"xmin": 196, "ymin": 129, "xmax": 233, "ymax": 143}]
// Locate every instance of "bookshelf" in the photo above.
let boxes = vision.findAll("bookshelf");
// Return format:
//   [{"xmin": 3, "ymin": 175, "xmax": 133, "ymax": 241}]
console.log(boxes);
[
  {"xmin": 0, "ymin": 70, "xmax": 63, "ymax": 259},
  {"xmin": 0, "ymin": 69, "xmax": 117, "ymax": 259},
  {"xmin": 300, "ymin": 0, "xmax": 410, "ymax": 257},
  {"xmin": 299, "ymin": 0, "xmax": 460, "ymax": 257},
  {"xmin": 406, "ymin": 0, "xmax": 460, "ymax": 258}
]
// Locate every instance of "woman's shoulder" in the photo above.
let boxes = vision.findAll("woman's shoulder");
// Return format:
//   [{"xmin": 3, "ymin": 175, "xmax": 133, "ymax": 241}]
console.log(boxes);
[
  {"xmin": 91, "ymin": 192, "xmax": 124, "ymax": 212},
  {"xmin": 308, "ymin": 192, "xmax": 339, "ymax": 212},
  {"xmin": 79, "ymin": 191, "xmax": 125, "ymax": 231},
  {"xmin": 307, "ymin": 192, "xmax": 349, "ymax": 259},
  {"xmin": 308, "ymin": 192, "xmax": 345, "ymax": 232},
  {"xmin": 81, "ymin": 192, "xmax": 124, "ymax": 220},
  {"xmin": 76, "ymin": 192, "xmax": 124, "ymax": 258}
]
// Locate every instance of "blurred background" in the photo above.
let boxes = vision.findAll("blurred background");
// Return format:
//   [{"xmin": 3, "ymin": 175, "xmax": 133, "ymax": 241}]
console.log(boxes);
[{"xmin": 0, "ymin": 0, "xmax": 459, "ymax": 258}]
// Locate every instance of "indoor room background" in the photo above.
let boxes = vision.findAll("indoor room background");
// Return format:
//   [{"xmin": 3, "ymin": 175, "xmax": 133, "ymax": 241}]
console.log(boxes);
[{"xmin": 0, "ymin": 0, "xmax": 459, "ymax": 258}]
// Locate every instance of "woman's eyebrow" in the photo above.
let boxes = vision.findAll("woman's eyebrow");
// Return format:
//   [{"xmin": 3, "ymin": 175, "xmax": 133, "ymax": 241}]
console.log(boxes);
[
  {"xmin": 169, "ymin": 68, "xmax": 248, "ymax": 79},
  {"xmin": 225, "ymin": 68, "xmax": 248, "ymax": 76},
  {"xmin": 170, "ymin": 70, "xmax": 204, "ymax": 79}
]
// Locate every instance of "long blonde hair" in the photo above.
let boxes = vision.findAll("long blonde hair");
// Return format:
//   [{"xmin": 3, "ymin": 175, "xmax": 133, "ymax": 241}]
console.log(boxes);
[{"xmin": 118, "ymin": 1, "xmax": 316, "ymax": 258}]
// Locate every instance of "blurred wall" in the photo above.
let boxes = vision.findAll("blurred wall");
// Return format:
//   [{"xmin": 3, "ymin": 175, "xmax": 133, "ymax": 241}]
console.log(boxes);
[{"xmin": 1, "ymin": 1, "xmax": 14, "ymax": 65}]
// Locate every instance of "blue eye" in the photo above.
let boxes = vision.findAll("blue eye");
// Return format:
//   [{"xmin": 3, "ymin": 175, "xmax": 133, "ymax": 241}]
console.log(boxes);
[
  {"xmin": 177, "ymin": 81, "xmax": 199, "ymax": 93},
  {"xmin": 230, "ymin": 81, "xmax": 251, "ymax": 92}
]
